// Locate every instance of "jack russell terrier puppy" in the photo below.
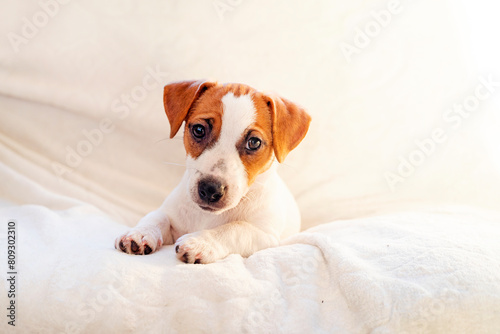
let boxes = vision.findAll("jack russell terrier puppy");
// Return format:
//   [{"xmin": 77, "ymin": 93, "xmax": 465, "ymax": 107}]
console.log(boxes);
[{"xmin": 115, "ymin": 80, "xmax": 311, "ymax": 264}]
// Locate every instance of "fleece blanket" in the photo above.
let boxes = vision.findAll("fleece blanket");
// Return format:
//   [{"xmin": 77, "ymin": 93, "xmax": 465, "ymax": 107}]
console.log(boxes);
[{"xmin": 1, "ymin": 205, "xmax": 500, "ymax": 333}]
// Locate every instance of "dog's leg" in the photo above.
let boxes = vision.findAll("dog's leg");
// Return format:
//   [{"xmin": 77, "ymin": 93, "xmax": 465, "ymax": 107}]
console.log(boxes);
[
  {"xmin": 174, "ymin": 221, "xmax": 279, "ymax": 264},
  {"xmin": 115, "ymin": 209, "xmax": 173, "ymax": 255}
]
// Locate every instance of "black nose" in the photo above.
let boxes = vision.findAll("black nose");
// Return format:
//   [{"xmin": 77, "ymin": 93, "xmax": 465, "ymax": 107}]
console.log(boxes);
[{"xmin": 198, "ymin": 179, "xmax": 226, "ymax": 203}]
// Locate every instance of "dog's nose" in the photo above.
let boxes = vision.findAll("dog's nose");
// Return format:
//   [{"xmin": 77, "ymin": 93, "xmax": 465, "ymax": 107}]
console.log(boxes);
[{"xmin": 198, "ymin": 179, "xmax": 226, "ymax": 203}]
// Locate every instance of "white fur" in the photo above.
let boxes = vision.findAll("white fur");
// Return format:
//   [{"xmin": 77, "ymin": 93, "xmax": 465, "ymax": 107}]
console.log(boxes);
[{"xmin": 115, "ymin": 93, "xmax": 301, "ymax": 263}]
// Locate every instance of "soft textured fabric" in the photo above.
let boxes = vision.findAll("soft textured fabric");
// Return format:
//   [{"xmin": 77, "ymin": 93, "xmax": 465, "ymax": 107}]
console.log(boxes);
[{"xmin": 1, "ymin": 205, "xmax": 499, "ymax": 333}]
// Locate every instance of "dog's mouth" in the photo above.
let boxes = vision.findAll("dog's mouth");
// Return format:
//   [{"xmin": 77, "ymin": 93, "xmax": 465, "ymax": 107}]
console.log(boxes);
[
  {"xmin": 196, "ymin": 193, "xmax": 247, "ymax": 214},
  {"xmin": 197, "ymin": 202, "xmax": 232, "ymax": 215},
  {"xmin": 198, "ymin": 204, "xmax": 218, "ymax": 212}
]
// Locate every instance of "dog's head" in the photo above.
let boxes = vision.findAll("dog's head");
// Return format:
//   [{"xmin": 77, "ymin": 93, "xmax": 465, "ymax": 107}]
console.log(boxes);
[{"xmin": 164, "ymin": 80, "xmax": 311, "ymax": 214}]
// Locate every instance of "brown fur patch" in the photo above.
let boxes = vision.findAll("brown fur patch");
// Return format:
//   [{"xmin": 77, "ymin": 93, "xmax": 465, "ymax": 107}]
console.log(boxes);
[
  {"xmin": 183, "ymin": 92, "xmax": 223, "ymax": 159},
  {"xmin": 264, "ymin": 94, "xmax": 311, "ymax": 163}
]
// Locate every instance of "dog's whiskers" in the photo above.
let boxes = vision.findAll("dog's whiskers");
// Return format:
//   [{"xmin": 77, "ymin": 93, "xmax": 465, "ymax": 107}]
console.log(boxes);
[
  {"xmin": 154, "ymin": 137, "xmax": 171, "ymax": 145},
  {"xmin": 241, "ymin": 191, "xmax": 258, "ymax": 202},
  {"xmin": 184, "ymin": 166, "xmax": 200, "ymax": 172},
  {"xmin": 162, "ymin": 161, "xmax": 186, "ymax": 167},
  {"xmin": 241, "ymin": 195, "xmax": 252, "ymax": 202}
]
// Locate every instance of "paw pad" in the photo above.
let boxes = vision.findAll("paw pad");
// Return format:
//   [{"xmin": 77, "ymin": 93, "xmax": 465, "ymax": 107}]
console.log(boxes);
[{"xmin": 115, "ymin": 228, "xmax": 162, "ymax": 255}]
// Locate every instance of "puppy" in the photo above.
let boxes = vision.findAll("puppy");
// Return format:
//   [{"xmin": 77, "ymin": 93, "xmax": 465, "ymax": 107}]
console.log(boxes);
[{"xmin": 115, "ymin": 80, "xmax": 311, "ymax": 264}]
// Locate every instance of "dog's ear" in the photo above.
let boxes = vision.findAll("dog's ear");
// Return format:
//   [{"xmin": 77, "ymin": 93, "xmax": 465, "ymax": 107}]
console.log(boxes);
[
  {"xmin": 264, "ymin": 94, "xmax": 311, "ymax": 163},
  {"xmin": 163, "ymin": 80, "xmax": 216, "ymax": 138}
]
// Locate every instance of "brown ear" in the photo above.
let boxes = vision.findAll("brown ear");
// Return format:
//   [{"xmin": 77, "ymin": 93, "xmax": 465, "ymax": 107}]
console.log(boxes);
[
  {"xmin": 163, "ymin": 80, "xmax": 216, "ymax": 138},
  {"xmin": 264, "ymin": 95, "xmax": 311, "ymax": 163}
]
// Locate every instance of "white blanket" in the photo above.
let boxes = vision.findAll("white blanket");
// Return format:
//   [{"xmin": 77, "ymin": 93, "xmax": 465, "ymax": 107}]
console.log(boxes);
[{"xmin": 1, "ymin": 205, "xmax": 500, "ymax": 333}]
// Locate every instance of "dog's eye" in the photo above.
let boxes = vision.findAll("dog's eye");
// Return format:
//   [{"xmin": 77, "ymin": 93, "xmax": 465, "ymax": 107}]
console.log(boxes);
[
  {"xmin": 192, "ymin": 124, "xmax": 206, "ymax": 139},
  {"xmin": 246, "ymin": 137, "xmax": 261, "ymax": 151}
]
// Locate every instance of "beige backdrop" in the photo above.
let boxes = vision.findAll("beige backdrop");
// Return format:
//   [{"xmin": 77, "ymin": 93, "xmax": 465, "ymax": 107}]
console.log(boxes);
[{"xmin": 1, "ymin": 0, "xmax": 499, "ymax": 230}]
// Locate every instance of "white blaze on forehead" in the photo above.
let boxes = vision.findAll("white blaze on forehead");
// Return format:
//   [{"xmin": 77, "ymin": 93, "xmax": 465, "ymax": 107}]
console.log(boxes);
[
  {"xmin": 219, "ymin": 92, "xmax": 256, "ymax": 146},
  {"xmin": 187, "ymin": 92, "xmax": 257, "ymax": 212}
]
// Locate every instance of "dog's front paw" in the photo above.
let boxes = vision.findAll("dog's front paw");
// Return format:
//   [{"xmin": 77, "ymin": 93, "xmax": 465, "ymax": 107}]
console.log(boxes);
[
  {"xmin": 174, "ymin": 231, "xmax": 227, "ymax": 264},
  {"xmin": 115, "ymin": 226, "xmax": 163, "ymax": 255}
]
